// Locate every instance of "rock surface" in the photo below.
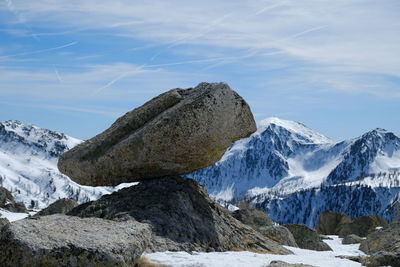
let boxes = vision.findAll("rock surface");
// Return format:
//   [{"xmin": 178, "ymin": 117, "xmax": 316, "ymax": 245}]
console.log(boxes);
[
  {"xmin": 69, "ymin": 176, "xmax": 291, "ymax": 254},
  {"xmin": 259, "ymin": 225, "xmax": 298, "ymax": 247},
  {"xmin": 338, "ymin": 215, "xmax": 387, "ymax": 237},
  {"xmin": 0, "ymin": 215, "xmax": 151, "ymax": 267},
  {"xmin": 361, "ymin": 251, "xmax": 400, "ymax": 267},
  {"xmin": 267, "ymin": 261, "xmax": 315, "ymax": 267},
  {"xmin": 284, "ymin": 224, "xmax": 332, "ymax": 251},
  {"xmin": 232, "ymin": 208, "xmax": 273, "ymax": 228},
  {"xmin": 58, "ymin": 82, "xmax": 256, "ymax": 186},
  {"xmin": 35, "ymin": 198, "xmax": 78, "ymax": 216},
  {"xmin": 0, "ymin": 186, "xmax": 27, "ymax": 212},
  {"xmin": 316, "ymin": 210, "xmax": 351, "ymax": 235},
  {"xmin": 0, "ymin": 217, "xmax": 9, "ymax": 228},
  {"xmin": 342, "ymin": 234, "xmax": 363, "ymax": 244}
]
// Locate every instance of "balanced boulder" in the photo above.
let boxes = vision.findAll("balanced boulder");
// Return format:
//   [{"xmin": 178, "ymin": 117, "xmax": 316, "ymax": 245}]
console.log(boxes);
[
  {"xmin": 284, "ymin": 224, "xmax": 332, "ymax": 251},
  {"xmin": 58, "ymin": 82, "xmax": 256, "ymax": 186},
  {"xmin": 0, "ymin": 215, "xmax": 151, "ymax": 267},
  {"xmin": 68, "ymin": 176, "xmax": 291, "ymax": 254}
]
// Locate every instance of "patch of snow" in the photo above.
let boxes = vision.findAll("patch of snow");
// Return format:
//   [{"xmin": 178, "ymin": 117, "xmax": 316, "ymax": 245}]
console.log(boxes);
[
  {"xmin": 144, "ymin": 236, "xmax": 364, "ymax": 267},
  {"xmin": 0, "ymin": 208, "xmax": 34, "ymax": 222}
]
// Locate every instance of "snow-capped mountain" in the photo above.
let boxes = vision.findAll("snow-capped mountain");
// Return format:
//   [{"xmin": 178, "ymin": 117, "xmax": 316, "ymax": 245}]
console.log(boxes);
[
  {"xmin": 187, "ymin": 118, "xmax": 400, "ymax": 226},
  {"xmin": 0, "ymin": 120, "xmax": 127, "ymax": 210}
]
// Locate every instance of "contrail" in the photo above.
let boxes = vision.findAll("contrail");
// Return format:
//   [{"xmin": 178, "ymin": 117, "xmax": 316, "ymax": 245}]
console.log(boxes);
[
  {"xmin": 53, "ymin": 65, "xmax": 62, "ymax": 83},
  {"xmin": 0, "ymin": 41, "xmax": 78, "ymax": 60}
]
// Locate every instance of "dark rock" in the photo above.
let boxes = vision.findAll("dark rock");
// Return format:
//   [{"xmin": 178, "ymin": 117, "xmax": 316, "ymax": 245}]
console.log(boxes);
[
  {"xmin": 338, "ymin": 215, "xmax": 388, "ymax": 238},
  {"xmin": 58, "ymin": 82, "xmax": 256, "ymax": 186},
  {"xmin": 232, "ymin": 208, "xmax": 273, "ymax": 229},
  {"xmin": 259, "ymin": 226, "xmax": 298, "ymax": 247},
  {"xmin": 342, "ymin": 234, "xmax": 363, "ymax": 244},
  {"xmin": 0, "ymin": 217, "xmax": 9, "ymax": 228},
  {"xmin": 361, "ymin": 251, "xmax": 400, "ymax": 267},
  {"xmin": 335, "ymin": 255, "xmax": 365, "ymax": 263},
  {"xmin": 35, "ymin": 198, "xmax": 78, "ymax": 216},
  {"xmin": 267, "ymin": 261, "xmax": 315, "ymax": 267},
  {"xmin": 316, "ymin": 210, "xmax": 351, "ymax": 235},
  {"xmin": 359, "ymin": 222, "xmax": 400, "ymax": 255},
  {"xmin": 69, "ymin": 176, "xmax": 291, "ymax": 254},
  {"xmin": 0, "ymin": 214, "xmax": 151, "ymax": 267},
  {"xmin": 284, "ymin": 224, "xmax": 332, "ymax": 251},
  {"xmin": 0, "ymin": 187, "xmax": 27, "ymax": 213}
]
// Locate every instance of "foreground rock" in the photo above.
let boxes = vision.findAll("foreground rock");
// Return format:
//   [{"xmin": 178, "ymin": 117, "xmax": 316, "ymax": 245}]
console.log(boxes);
[
  {"xmin": 316, "ymin": 210, "xmax": 351, "ymax": 235},
  {"xmin": 338, "ymin": 215, "xmax": 387, "ymax": 237},
  {"xmin": 284, "ymin": 224, "xmax": 332, "ymax": 251},
  {"xmin": 0, "ymin": 217, "xmax": 9, "ymax": 228},
  {"xmin": 359, "ymin": 222, "xmax": 400, "ymax": 267},
  {"xmin": 342, "ymin": 234, "xmax": 363, "ymax": 244},
  {"xmin": 59, "ymin": 82, "xmax": 256, "ymax": 186},
  {"xmin": 0, "ymin": 187, "xmax": 27, "ymax": 212},
  {"xmin": 35, "ymin": 198, "xmax": 78, "ymax": 216},
  {"xmin": 69, "ymin": 176, "xmax": 290, "ymax": 254},
  {"xmin": 0, "ymin": 215, "xmax": 151, "ymax": 267}
]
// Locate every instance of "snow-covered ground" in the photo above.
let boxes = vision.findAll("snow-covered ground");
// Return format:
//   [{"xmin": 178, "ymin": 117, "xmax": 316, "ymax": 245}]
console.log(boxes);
[
  {"xmin": 0, "ymin": 208, "xmax": 34, "ymax": 222},
  {"xmin": 144, "ymin": 236, "xmax": 365, "ymax": 267}
]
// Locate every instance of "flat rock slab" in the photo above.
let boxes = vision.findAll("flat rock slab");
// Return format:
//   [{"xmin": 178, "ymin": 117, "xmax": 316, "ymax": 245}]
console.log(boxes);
[
  {"xmin": 58, "ymin": 82, "xmax": 256, "ymax": 186},
  {"xmin": 69, "ymin": 176, "xmax": 291, "ymax": 255},
  {"xmin": 0, "ymin": 215, "xmax": 151, "ymax": 267}
]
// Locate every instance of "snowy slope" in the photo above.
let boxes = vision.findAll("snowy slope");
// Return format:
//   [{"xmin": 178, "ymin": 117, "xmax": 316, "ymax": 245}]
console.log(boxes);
[
  {"xmin": 187, "ymin": 118, "xmax": 400, "ymax": 225},
  {"xmin": 0, "ymin": 120, "xmax": 129, "ymax": 210}
]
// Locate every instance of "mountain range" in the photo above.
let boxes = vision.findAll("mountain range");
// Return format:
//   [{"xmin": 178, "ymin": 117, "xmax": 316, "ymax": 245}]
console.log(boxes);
[
  {"xmin": 1, "ymin": 118, "xmax": 399, "ymax": 227},
  {"xmin": 0, "ymin": 120, "xmax": 131, "ymax": 210},
  {"xmin": 187, "ymin": 118, "xmax": 400, "ymax": 226}
]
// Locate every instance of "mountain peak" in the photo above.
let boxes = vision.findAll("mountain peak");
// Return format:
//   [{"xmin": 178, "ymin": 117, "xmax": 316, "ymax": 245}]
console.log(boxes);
[{"xmin": 257, "ymin": 117, "xmax": 333, "ymax": 144}]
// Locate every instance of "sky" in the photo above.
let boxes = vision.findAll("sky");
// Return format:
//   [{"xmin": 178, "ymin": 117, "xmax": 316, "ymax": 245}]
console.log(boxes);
[{"xmin": 0, "ymin": 0, "xmax": 399, "ymax": 141}]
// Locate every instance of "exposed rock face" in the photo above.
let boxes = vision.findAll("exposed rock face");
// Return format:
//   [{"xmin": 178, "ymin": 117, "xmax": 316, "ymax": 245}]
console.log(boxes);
[
  {"xmin": 267, "ymin": 261, "xmax": 315, "ymax": 267},
  {"xmin": 342, "ymin": 234, "xmax": 363, "ymax": 244},
  {"xmin": 0, "ymin": 217, "xmax": 9, "ymax": 228},
  {"xmin": 259, "ymin": 226, "xmax": 298, "ymax": 247},
  {"xmin": 58, "ymin": 82, "xmax": 256, "ymax": 186},
  {"xmin": 0, "ymin": 187, "xmax": 27, "ymax": 213},
  {"xmin": 316, "ymin": 210, "xmax": 351, "ymax": 235},
  {"xmin": 232, "ymin": 208, "xmax": 273, "ymax": 228},
  {"xmin": 0, "ymin": 215, "xmax": 151, "ymax": 267},
  {"xmin": 338, "ymin": 215, "xmax": 387, "ymax": 238},
  {"xmin": 69, "ymin": 177, "xmax": 291, "ymax": 254},
  {"xmin": 284, "ymin": 224, "xmax": 332, "ymax": 251},
  {"xmin": 361, "ymin": 251, "xmax": 400, "ymax": 267},
  {"xmin": 35, "ymin": 198, "xmax": 78, "ymax": 216}
]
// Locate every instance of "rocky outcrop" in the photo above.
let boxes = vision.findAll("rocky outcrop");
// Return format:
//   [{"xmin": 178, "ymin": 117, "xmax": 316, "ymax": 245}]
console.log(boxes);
[
  {"xmin": 359, "ymin": 222, "xmax": 400, "ymax": 267},
  {"xmin": 0, "ymin": 217, "xmax": 9, "ymax": 228},
  {"xmin": 267, "ymin": 261, "xmax": 315, "ymax": 267},
  {"xmin": 259, "ymin": 226, "xmax": 298, "ymax": 247},
  {"xmin": 316, "ymin": 210, "xmax": 351, "ymax": 235},
  {"xmin": 232, "ymin": 208, "xmax": 273, "ymax": 228},
  {"xmin": 284, "ymin": 224, "xmax": 332, "ymax": 251},
  {"xmin": 35, "ymin": 198, "xmax": 78, "ymax": 216},
  {"xmin": 69, "ymin": 177, "xmax": 291, "ymax": 254},
  {"xmin": 0, "ymin": 187, "xmax": 27, "ymax": 213},
  {"xmin": 0, "ymin": 215, "xmax": 151, "ymax": 267},
  {"xmin": 342, "ymin": 234, "xmax": 363, "ymax": 244},
  {"xmin": 58, "ymin": 82, "xmax": 256, "ymax": 186},
  {"xmin": 338, "ymin": 215, "xmax": 387, "ymax": 237}
]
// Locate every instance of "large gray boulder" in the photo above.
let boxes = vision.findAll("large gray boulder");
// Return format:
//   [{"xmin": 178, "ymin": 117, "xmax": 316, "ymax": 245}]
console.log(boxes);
[
  {"xmin": 69, "ymin": 176, "xmax": 291, "ymax": 254},
  {"xmin": 342, "ymin": 234, "xmax": 363, "ymax": 244},
  {"xmin": 284, "ymin": 224, "xmax": 332, "ymax": 251},
  {"xmin": 338, "ymin": 215, "xmax": 387, "ymax": 238},
  {"xmin": 316, "ymin": 210, "xmax": 351, "ymax": 235},
  {"xmin": 0, "ymin": 215, "xmax": 151, "ymax": 267},
  {"xmin": 58, "ymin": 82, "xmax": 256, "ymax": 186},
  {"xmin": 35, "ymin": 198, "xmax": 78, "ymax": 216},
  {"xmin": 259, "ymin": 226, "xmax": 298, "ymax": 247},
  {"xmin": 232, "ymin": 208, "xmax": 273, "ymax": 229},
  {"xmin": 0, "ymin": 187, "xmax": 27, "ymax": 213}
]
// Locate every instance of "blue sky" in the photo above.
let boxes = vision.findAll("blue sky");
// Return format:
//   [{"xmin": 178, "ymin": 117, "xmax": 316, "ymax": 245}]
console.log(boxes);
[{"xmin": 0, "ymin": 0, "xmax": 399, "ymax": 141}]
